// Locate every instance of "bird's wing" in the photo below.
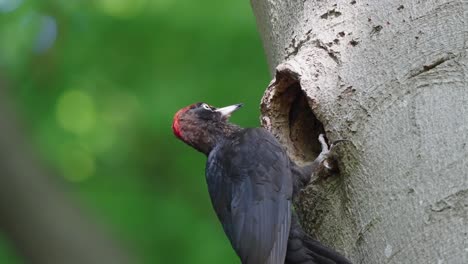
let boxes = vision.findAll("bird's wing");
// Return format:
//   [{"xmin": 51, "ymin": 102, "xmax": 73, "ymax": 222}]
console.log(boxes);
[{"xmin": 206, "ymin": 128, "xmax": 293, "ymax": 264}]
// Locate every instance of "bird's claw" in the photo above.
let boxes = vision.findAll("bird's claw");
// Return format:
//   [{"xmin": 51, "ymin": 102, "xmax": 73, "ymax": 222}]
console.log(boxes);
[
  {"xmin": 315, "ymin": 134, "xmax": 349, "ymax": 178},
  {"xmin": 318, "ymin": 134, "xmax": 329, "ymax": 153}
]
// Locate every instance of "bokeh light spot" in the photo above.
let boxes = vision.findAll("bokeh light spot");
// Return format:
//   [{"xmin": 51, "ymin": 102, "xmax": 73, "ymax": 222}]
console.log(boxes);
[
  {"xmin": 0, "ymin": 0, "xmax": 22, "ymax": 13},
  {"xmin": 59, "ymin": 147, "xmax": 95, "ymax": 182},
  {"xmin": 33, "ymin": 15, "xmax": 57, "ymax": 54},
  {"xmin": 87, "ymin": 123, "xmax": 117, "ymax": 154},
  {"xmin": 56, "ymin": 90, "xmax": 96, "ymax": 135},
  {"xmin": 102, "ymin": 92, "xmax": 140, "ymax": 127}
]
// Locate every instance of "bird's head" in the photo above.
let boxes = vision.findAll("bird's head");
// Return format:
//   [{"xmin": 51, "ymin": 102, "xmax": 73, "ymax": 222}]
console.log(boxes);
[{"xmin": 172, "ymin": 102, "xmax": 243, "ymax": 154}]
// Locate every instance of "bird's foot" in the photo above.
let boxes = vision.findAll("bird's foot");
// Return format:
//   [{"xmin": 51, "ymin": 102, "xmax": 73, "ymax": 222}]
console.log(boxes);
[{"xmin": 314, "ymin": 134, "xmax": 349, "ymax": 179}]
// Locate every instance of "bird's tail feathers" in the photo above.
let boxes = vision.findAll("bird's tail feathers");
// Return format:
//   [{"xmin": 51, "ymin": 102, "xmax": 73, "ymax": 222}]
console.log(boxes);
[
  {"xmin": 285, "ymin": 214, "xmax": 352, "ymax": 264},
  {"xmin": 303, "ymin": 236, "xmax": 351, "ymax": 264}
]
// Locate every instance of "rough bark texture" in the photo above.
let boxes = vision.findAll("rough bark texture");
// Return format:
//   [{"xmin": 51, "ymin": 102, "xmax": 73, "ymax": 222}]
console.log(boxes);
[{"xmin": 251, "ymin": 0, "xmax": 468, "ymax": 263}]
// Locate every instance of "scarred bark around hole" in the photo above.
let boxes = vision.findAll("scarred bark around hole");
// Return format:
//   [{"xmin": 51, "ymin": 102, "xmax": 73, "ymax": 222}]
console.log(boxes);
[{"xmin": 251, "ymin": 0, "xmax": 468, "ymax": 263}]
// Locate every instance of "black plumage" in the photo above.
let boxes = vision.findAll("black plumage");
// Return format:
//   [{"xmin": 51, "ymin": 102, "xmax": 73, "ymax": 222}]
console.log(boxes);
[
  {"xmin": 207, "ymin": 128, "xmax": 292, "ymax": 264},
  {"xmin": 173, "ymin": 102, "xmax": 352, "ymax": 264}
]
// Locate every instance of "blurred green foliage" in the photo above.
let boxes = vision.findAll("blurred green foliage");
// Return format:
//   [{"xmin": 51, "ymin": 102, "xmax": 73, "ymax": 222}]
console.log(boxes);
[{"xmin": 0, "ymin": 0, "xmax": 269, "ymax": 263}]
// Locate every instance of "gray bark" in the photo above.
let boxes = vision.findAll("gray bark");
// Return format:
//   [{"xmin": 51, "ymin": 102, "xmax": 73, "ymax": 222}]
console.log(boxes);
[{"xmin": 251, "ymin": 0, "xmax": 468, "ymax": 263}]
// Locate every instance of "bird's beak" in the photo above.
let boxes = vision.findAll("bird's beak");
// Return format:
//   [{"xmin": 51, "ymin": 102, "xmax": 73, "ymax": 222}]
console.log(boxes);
[{"xmin": 215, "ymin": 103, "xmax": 243, "ymax": 118}]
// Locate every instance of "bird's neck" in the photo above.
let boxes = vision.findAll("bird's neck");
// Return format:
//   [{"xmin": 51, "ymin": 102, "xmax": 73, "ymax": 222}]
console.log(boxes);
[{"xmin": 188, "ymin": 122, "xmax": 242, "ymax": 155}]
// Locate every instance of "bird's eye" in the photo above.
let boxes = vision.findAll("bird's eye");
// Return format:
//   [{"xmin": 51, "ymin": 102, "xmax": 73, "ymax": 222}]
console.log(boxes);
[{"xmin": 202, "ymin": 104, "xmax": 212, "ymax": 110}]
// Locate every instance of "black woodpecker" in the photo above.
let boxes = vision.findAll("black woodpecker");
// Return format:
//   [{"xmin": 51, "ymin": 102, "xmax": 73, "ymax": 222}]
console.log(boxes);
[{"xmin": 172, "ymin": 102, "xmax": 352, "ymax": 264}]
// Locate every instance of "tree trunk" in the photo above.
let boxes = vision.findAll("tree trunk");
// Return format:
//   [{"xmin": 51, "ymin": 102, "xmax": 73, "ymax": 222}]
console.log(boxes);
[{"xmin": 251, "ymin": 1, "xmax": 468, "ymax": 263}]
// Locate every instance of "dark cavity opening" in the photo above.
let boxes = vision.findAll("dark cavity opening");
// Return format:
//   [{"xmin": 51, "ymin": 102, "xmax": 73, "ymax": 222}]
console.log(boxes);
[
  {"xmin": 287, "ymin": 84, "xmax": 325, "ymax": 162},
  {"xmin": 265, "ymin": 76, "xmax": 325, "ymax": 163}
]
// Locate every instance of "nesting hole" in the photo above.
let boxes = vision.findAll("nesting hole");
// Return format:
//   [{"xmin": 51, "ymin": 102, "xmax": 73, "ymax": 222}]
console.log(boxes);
[
  {"xmin": 288, "ymin": 85, "xmax": 325, "ymax": 162},
  {"xmin": 265, "ymin": 77, "xmax": 325, "ymax": 163}
]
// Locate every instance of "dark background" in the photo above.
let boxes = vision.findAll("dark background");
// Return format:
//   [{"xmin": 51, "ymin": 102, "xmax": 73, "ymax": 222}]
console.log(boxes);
[{"xmin": 0, "ymin": 0, "xmax": 269, "ymax": 263}]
